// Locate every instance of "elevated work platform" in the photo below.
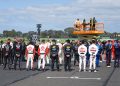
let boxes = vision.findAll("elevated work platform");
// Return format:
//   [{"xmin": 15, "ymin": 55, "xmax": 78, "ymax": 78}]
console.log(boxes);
[
  {"xmin": 73, "ymin": 23, "xmax": 104, "ymax": 39},
  {"xmin": 73, "ymin": 30, "xmax": 104, "ymax": 35},
  {"xmin": 73, "ymin": 23, "xmax": 104, "ymax": 35}
]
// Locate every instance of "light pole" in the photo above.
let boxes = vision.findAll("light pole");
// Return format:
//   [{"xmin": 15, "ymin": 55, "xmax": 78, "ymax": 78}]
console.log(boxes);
[{"xmin": 36, "ymin": 24, "xmax": 41, "ymax": 41}]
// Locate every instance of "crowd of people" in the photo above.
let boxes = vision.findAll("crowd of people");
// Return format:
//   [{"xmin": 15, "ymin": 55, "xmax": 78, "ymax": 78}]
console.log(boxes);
[{"xmin": 0, "ymin": 38, "xmax": 120, "ymax": 72}]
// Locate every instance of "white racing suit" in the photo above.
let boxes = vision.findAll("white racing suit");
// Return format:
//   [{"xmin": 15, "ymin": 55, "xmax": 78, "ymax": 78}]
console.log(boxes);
[
  {"xmin": 38, "ymin": 43, "xmax": 48, "ymax": 70},
  {"xmin": 57, "ymin": 42, "xmax": 63, "ymax": 64},
  {"xmin": 25, "ymin": 44, "xmax": 35, "ymax": 69},
  {"xmin": 78, "ymin": 44, "xmax": 87, "ymax": 71},
  {"xmin": 46, "ymin": 42, "xmax": 51, "ymax": 64},
  {"xmin": 89, "ymin": 44, "xmax": 98, "ymax": 71}
]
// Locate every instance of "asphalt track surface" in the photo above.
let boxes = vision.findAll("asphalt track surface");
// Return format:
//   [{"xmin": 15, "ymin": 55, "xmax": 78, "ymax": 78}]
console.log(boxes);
[{"xmin": 0, "ymin": 61, "xmax": 119, "ymax": 86}]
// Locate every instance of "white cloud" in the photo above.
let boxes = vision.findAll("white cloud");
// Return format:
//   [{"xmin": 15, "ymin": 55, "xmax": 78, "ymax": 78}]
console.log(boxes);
[
  {"xmin": 0, "ymin": 0, "xmax": 120, "ymax": 32},
  {"xmin": 0, "ymin": 18, "xmax": 7, "ymax": 23},
  {"xmin": 75, "ymin": 0, "xmax": 120, "ymax": 8}
]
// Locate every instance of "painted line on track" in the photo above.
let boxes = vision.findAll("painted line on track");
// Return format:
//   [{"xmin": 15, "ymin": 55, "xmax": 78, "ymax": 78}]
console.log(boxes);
[{"xmin": 46, "ymin": 76, "xmax": 101, "ymax": 80}]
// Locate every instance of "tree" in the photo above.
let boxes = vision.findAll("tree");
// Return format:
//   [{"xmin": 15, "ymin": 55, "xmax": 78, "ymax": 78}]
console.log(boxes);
[
  {"xmin": 3, "ymin": 29, "xmax": 23, "ymax": 37},
  {"xmin": 64, "ymin": 27, "xmax": 77, "ymax": 38},
  {"xmin": 17, "ymin": 31, "xmax": 23, "ymax": 37},
  {"xmin": 41, "ymin": 31, "xmax": 48, "ymax": 38}
]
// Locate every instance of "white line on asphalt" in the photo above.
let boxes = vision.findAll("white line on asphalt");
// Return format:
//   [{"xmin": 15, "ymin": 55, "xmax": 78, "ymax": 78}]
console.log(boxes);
[
  {"xmin": 46, "ymin": 76, "xmax": 101, "ymax": 80},
  {"xmin": 47, "ymin": 77, "xmax": 69, "ymax": 79}
]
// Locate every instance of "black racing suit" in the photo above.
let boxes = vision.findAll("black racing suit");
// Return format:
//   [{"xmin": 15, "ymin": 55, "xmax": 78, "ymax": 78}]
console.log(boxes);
[
  {"xmin": 14, "ymin": 43, "xmax": 22, "ymax": 70},
  {"xmin": 3, "ymin": 44, "xmax": 11, "ymax": 70},
  {"xmin": 0, "ymin": 44, "xmax": 3, "ymax": 65},
  {"xmin": 73, "ymin": 44, "xmax": 79, "ymax": 66},
  {"xmin": 50, "ymin": 44, "xmax": 59, "ymax": 71},
  {"xmin": 114, "ymin": 43, "xmax": 120, "ymax": 67},
  {"xmin": 105, "ymin": 43, "xmax": 112, "ymax": 66},
  {"xmin": 21, "ymin": 42, "xmax": 26, "ymax": 61},
  {"xmin": 63, "ymin": 43, "xmax": 72, "ymax": 71}
]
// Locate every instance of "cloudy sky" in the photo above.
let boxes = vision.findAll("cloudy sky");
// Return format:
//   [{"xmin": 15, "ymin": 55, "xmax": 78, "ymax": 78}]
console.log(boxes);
[{"xmin": 0, "ymin": 0, "xmax": 120, "ymax": 33}]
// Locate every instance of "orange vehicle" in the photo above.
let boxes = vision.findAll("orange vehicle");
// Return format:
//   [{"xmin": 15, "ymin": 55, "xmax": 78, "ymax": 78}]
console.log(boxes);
[
  {"xmin": 73, "ymin": 22, "xmax": 104, "ymax": 39},
  {"xmin": 73, "ymin": 23, "xmax": 104, "ymax": 35}
]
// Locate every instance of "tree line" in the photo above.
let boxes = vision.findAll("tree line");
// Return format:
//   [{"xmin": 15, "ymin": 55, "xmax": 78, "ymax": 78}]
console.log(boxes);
[
  {"xmin": 1, "ymin": 28, "xmax": 119, "ymax": 39},
  {"xmin": 1, "ymin": 27, "xmax": 77, "ymax": 38}
]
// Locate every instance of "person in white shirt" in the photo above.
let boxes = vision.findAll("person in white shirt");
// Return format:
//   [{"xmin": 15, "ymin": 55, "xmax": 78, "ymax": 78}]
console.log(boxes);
[
  {"xmin": 78, "ymin": 40, "xmax": 87, "ymax": 72},
  {"xmin": 89, "ymin": 40, "xmax": 98, "ymax": 72},
  {"xmin": 38, "ymin": 40, "xmax": 48, "ymax": 71},
  {"xmin": 46, "ymin": 40, "xmax": 51, "ymax": 64},
  {"xmin": 25, "ymin": 42, "xmax": 35, "ymax": 71},
  {"xmin": 74, "ymin": 18, "xmax": 82, "ymax": 30},
  {"xmin": 57, "ymin": 40, "xmax": 63, "ymax": 64}
]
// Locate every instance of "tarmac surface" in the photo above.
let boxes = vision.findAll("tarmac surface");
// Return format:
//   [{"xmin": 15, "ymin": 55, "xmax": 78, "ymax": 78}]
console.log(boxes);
[{"xmin": 0, "ymin": 61, "xmax": 119, "ymax": 86}]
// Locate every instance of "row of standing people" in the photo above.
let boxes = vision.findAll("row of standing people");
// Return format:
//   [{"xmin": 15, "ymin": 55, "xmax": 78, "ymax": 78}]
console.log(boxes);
[
  {"xmin": 0, "ymin": 38, "xmax": 26, "ymax": 70},
  {"xmin": 72, "ymin": 39, "xmax": 120, "ymax": 69},
  {"xmin": 0, "ymin": 39, "xmax": 120, "ymax": 72}
]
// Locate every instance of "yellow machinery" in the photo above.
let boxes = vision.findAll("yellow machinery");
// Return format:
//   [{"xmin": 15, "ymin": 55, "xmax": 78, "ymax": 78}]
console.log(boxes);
[{"xmin": 73, "ymin": 23, "xmax": 104, "ymax": 39}]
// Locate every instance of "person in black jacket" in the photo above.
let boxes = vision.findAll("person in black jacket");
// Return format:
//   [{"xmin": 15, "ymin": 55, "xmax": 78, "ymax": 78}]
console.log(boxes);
[
  {"xmin": 0, "ymin": 40, "xmax": 3, "ymax": 65},
  {"xmin": 21, "ymin": 40, "xmax": 26, "ymax": 61},
  {"xmin": 3, "ymin": 40, "xmax": 12, "ymax": 70},
  {"xmin": 50, "ymin": 39, "xmax": 59, "ymax": 71},
  {"xmin": 73, "ymin": 41, "xmax": 79, "ymax": 66},
  {"xmin": 14, "ymin": 40, "xmax": 22, "ymax": 70},
  {"xmin": 114, "ymin": 40, "xmax": 120, "ymax": 68},
  {"xmin": 105, "ymin": 40, "xmax": 112, "ymax": 67},
  {"xmin": 63, "ymin": 39, "xmax": 73, "ymax": 71}
]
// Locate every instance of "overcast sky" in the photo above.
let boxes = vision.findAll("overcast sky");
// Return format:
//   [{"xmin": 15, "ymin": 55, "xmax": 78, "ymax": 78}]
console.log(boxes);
[{"xmin": 0, "ymin": 0, "xmax": 120, "ymax": 33}]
